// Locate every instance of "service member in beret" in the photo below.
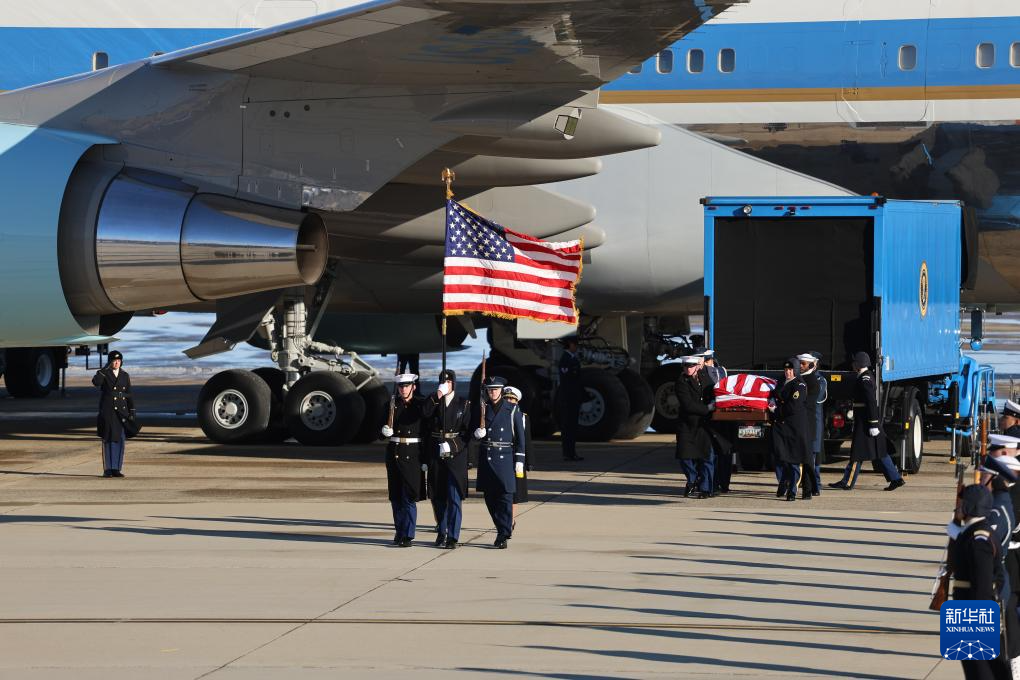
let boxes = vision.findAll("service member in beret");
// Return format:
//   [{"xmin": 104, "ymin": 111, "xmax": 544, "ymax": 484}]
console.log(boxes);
[
  {"xmin": 92, "ymin": 350, "xmax": 135, "ymax": 478},
  {"xmin": 381, "ymin": 373, "xmax": 428, "ymax": 547}
]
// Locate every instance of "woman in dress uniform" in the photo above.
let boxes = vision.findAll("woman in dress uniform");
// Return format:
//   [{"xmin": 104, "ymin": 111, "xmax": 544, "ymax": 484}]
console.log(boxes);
[
  {"xmin": 503, "ymin": 386, "xmax": 531, "ymax": 520},
  {"xmin": 380, "ymin": 373, "xmax": 428, "ymax": 547},
  {"xmin": 92, "ymin": 350, "xmax": 134, "ymax": 478},
  {"xmin": 769, "ymin": 357, "xmax": 812, "ymax": 502}
]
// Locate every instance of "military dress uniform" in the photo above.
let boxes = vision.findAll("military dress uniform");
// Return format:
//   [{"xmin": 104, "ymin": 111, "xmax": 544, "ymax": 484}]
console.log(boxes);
[
  {"xmin": 476, "ymin": 377, "xmax": 526, "ymax": 548},
  {"xmin": 384, "ymin": 378, "xmax": 428, "ymax": 546},
  {"xmin": 699, "ymin": 351, "xmax": 733, "ymax": 494},
  {"xmin": 558, "ymin": 344, "xmax": 584, "ymax": 461},
  {"xmin": 830, "ymin": 352, "xmax": 904, "ymax": 491},
  {"xmin": 770, "ymin": 359, "xmax": 812, "ymax": 502},
  {"xmin": 796, "ymin": 355, "xmax": 822, "ymax": 498},
  {"xmin": 675, "ymin": 356, "xmax": 715, "ymax": 498},
  {"xmin": 423, "ymin": 370, "xmax": 471, "ymax": 549},
  {"xmin": 92, "ymin": 351, "xmax": 134, "ymax": 477}
]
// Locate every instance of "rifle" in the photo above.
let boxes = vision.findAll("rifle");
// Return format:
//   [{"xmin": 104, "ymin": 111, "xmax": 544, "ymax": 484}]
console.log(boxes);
[
  {"xmin": 387, "ymin": 355, "xmax": 399, "ymax": 429},
  {"xmin": 479, "ymin": 349, "xmax": 487, "ymax": 428}
]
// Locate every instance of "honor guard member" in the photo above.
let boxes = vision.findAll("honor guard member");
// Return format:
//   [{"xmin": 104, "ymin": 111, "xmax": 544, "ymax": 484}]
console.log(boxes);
[
  {"xmin": 770, "ymin": 358, "xmax": 812, "ymax": 502},
  {"xmin": 503, "ymin": 386, "xmax": 531, "ymax": 525},
  {"xmin": 698, "ymin": 349, "xmax": 733, "ymax": 494},
  {"xmin": 475, "ymin": 376, "xmax": 526, "ymax": 548},
  {"xmin": 423, "ymin": 369, "xmax": 471, "ymax": 549},
  {"xmin": 804, "ymin": 351, "xmax": 828, "ymax": 494},
  {"xmin": 700, "ymin": 348, "xmax": 728, "ymax": 385},
  {"xmin": 1001, "ymin": 400, "xmax": 1020, "ymax": 439},
  {"xmin": 998, "ymin": 451, "xmax": 1020, "ymax": 669},
  {"xmin": 829, "ymin": 352, "xmax": 905, "ymax": 491},
  {"xmin": 981, "ymin": 438, "xmax": 1020, "ymax": 607},
  {"xmin": 795, "ymin": 353, "xmax": 824, "ymax": 498},
  {"xmin": 558, "ymin": 337, "xmax": 584, "ymax": 461},
  {"xmin": 948, "ymin": 484, "xmax": 1010, "ymax": 680},
  {"xmin": 380, "ymin": 374, "xmax": 428, "ymax": 547},
  {"xmin": 92, "ymin": 350, "xmax": 134, "ymax": 478},
  {"xmin": 675, "ymin": 355, "xmax": 716, "ymax": 499}
]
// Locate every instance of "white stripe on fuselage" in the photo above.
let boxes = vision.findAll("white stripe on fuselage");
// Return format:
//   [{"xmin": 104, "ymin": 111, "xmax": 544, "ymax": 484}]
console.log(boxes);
[{"xmin": 713, "ymin": 0, "xmax": 1020, "ymax": 24}]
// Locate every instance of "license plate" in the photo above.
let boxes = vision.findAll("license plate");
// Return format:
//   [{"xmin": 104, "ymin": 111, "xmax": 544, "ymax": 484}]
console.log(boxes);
[{"xmin": 738, "ymin": 425, "xmax": 764, "ymax": 439}]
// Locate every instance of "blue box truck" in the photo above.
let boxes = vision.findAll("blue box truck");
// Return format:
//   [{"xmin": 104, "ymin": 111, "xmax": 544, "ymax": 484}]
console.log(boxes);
[{"xmin": 702, "ymin": 195, "xmax": 989, "ymax": 473}]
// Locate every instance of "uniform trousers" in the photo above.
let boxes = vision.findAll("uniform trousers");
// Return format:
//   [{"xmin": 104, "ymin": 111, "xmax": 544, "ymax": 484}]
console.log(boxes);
[
  {"xmin": 436, "ymin": 475, "xmax": 463, "ymax": 541},
  {"xmin": 714, "ymin": 447, "xmax": 732, "ymax": 492},
  {"xmin": 838, "ymin": 454, "xmax": 901, "ymax": 488},
  {"xmin": 390, "ymin": 486, "xmax": 418, "ymax": 539},
  {"xmin": 484, "ymin": 491, "xmax": 514, "ymax": 538},
  {"xmin": 680, "ymin": 449, "xmax": 714, "ymax": 494},
  {"xmin": 812, "ymin": 452, "xmax": 823, "ymax": 493},
  {"xmin": 560, "ymin": 399, "xmax": 580, "ymax": 458},
  {"xmin": 102, "ymin": 437, "xmax": 125, "ymax": 471}
]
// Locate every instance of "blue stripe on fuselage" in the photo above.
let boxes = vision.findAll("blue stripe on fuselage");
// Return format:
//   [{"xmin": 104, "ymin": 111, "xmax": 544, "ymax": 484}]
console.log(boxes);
[
  {"xmin": 0, "ymin": 28, "xmax": 245, "ymax": 90},
  {"xmin": 604, "ymin": 17, "xmax": 1020, "ymax": 92}
]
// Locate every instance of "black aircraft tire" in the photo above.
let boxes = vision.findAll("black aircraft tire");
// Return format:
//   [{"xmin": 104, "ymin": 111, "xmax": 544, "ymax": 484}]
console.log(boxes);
[
  {"xmin": 284, "ymin": 372, "xmax": 365, "ymax": 446},
  {"xmin": 559, "ymin": 368, "xmax": 629, "ymax": 442},
  {"xmin": 613, "ymin": 368, "xmax": 655, "ymax": 440},
  {"xmin": 648, "ymin": 364, "xmax": 685, "ymax": 434},
  {"xmin": 352, "ymin": 373, "xmax": 390, "ymax": 444},
  {"xmin": 198, "ymin": 369, "xmax": 272, "ymax": 444},
  {"xmin": 4, "ymin": 348, "xmax": 59, "ymax": 398},
  {"xmin": 251, "ymin": 367, "xmax": 290, "ymax": 443}
]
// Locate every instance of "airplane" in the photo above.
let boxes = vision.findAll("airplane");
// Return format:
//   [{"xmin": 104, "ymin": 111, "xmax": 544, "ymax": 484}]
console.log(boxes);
[{"xmin": 0, "ymin": 0, "xmax": 742, "ymax": 446}]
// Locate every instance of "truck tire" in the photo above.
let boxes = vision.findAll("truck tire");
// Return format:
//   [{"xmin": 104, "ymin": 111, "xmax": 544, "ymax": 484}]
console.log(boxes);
[
  {"xmin": 251, "ymin": 367, "xmax": 290, "ymax": 443},
  {"xmin": 351, "ymin": 373, "xmax": 390, "ymax": 444},
  {"xmin": 613, "ymin": 368, "xmax": 655, "ymax": 440},
  {"xmin": 284, "ymin": 372, "xmax": 365, "ymax": 446},
  {"xmin": 198, "ymin": 369, "xmax": 272, "ymax": 444},
  {"xmin": 648, "ymin": 364, "xmax": 684, "ymax": 433},
  {"xmin": 4, "ymin": 348, "xmax": 61, "ymax": 398},
  {"xmin": 557, "ymin": 368, "xmax": 629, "ymax": 442},
  {"xmin": 902, "ymin": 397, "xmax": 924, "ymax": 474}
]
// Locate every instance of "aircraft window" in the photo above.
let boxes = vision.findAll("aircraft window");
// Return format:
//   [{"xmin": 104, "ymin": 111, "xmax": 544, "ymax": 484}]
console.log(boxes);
[
  {"xmin": 898, "ymin": 44, "xmax": 917, "ymax": 71},
  {"xmin": 977, "ymin": 42, "xmax": 995, "ymax": 68},
  {"xmin": 628, "ymin": 63, "xmax": 643, "ymax": 75},
  {"xmin": 688, "ymin": 49, "xmax": 704, "ymax": 73},
  {"xmin": 91, "ymin": 51, "xmax": 109, "ymax": 71},
  {"xmin": 657, "ymin": 49, "xmax": 674, "ymax": 74},
  {"xmin": 1012, "ymin": 42, "xmax": 1020, "ymax": 67},
  {"xmin": 719, "ymin": 48, "xmax": 736, "ymax": 73}
]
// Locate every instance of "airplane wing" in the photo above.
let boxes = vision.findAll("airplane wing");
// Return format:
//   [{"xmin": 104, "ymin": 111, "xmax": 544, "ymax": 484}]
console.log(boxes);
[{"xmin": 152, "ymin": 0, "xmax": 727, "ymax": 87}]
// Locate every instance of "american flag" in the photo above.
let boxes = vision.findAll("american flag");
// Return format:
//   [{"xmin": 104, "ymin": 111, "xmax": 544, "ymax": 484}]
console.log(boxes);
[
  {"xmin": 714, "ymin": 374, "xmax": 778, "ymax": 411},
  {"xmin": 443, "ymin": 199, "xmax": 583, "ymax": 324}
]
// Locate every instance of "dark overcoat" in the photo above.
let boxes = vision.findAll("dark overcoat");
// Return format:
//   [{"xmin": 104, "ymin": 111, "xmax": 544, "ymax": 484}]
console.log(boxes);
[
  {"xmin": 801, "ymin": 371, "xmax": 822, "ymax": 453},
  {"xmin": 771, "ymin": 378, "xmax": 812, "ymax": 465},
  {"xmin": 92, "ymin": 368, "xmax": 134, "ymax": 443},
  {"xmin": 849, "ymin": 369, "xmax": 885, "ymax": 462},
  {"xmin": 674, "ymin": 371, "xmax": 713, "ymax": 461},
  {"xmin": 513, "ymin": 411, "xmax": 531, "ymax": 503},
  {"xmin": 476, "ymin": 399, "xmax": 526, "ymax": 495},
  {"xmin": 385, "ymin": 395, "xmax": 428, "ymax": 502},
  {"xmin": 423, "ymin": 394, "xmax": 472, "ymax": 498}
]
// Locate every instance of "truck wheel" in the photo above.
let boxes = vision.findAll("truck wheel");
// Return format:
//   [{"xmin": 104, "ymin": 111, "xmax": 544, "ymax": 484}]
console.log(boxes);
[
  {"xmin": 563, "ymin": 368, "xmax": 630, "ymax": 442},
  {"xmin": 648, "ymin": 364, "xmax": 684, "ymax": 433},
  {"xmin": 902, "ymin": 398, "xmax": 924, "ymax": 474},
  {"xmin": 613, "ymin": 368, "xmax": 655, "ymax": 439},
  {"xmin": 251, "ymin": 367, "xmax": 290, "ymax": 443},
  {"xmin": 284, "ymin": 372, "xmax": 365, "ymax": 446},
  {"xmin": 351, "ymin": 373, "xmax": 390, "ymax": 444},
  {"xmin": 3, "ymin": 348, "xmax": 60, "ymax": 398},
  {"xmin": 198, "ymin": 369, "xmax": 272, "ymax": 444}
]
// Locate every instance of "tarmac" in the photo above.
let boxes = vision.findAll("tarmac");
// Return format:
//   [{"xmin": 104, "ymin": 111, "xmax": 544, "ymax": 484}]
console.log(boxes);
[{"xmin": 0, "ymin": 383, "xmax": 965, "ymax": 679}]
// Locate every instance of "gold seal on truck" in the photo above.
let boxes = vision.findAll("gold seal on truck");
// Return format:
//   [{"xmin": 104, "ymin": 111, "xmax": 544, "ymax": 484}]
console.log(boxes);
[{"xmin": 919, "ymin": 261, "xmax": 929, "ymax": 318}]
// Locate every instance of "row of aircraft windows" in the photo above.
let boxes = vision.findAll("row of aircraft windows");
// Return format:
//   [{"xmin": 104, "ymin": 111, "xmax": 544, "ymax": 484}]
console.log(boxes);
[{"xmin": 630, "ymin": 42, "xmax": 1020, "ymax": 75}]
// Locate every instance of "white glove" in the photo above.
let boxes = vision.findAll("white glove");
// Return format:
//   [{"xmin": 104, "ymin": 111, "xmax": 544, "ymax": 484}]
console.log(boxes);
[
  {"xmin": 381, "ymin": 425, "xmax": 393, "ymax": 438},
  {"xmin": 439, "ymin": 442, "xmax": 451, "ymax": 454},
  {"xmin": 869, "ymin": 427, "xmax": 880, "ymax": 437},
  {"xmin": 474, "ymin": 427, "xmax": 487, "ymax": 439},
  {"xmin": 421, "ymin": 464, "xmax": 428, "ymax": 472},
  {"xmin": 437, "ymin": 382, "xmax": 451, "ymax": 397},
  {"xmin": 767, "ymin": 400, "xmax": 776, "ymax": 413},
  {"xmin": 515, "ymin": 462, "xmax": 525, "ymax": 475},
  {"xmin": 846, "ymin": 409, "xmax": 854, "ymax": 420}
]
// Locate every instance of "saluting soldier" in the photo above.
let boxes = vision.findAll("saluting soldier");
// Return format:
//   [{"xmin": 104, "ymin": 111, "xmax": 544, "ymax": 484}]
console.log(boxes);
[
  {"xmin": 675, "ymin": 355, "xmax": 716, "ymax": 499},
  {"xmin": 558, "ymin": 337, "xmax": 584, "ymax": 461},
  {"xmin": 770, "ymin": 358, "xmax": 812, "ymax": 502},
  {"xmin": 92, "ymin": 350, "xmax": 134, "ymax": 478},
  {"xmin": 1000, "ymin": 400, "xmax": 1020, "ymax": 439},
  {"xmin": 380, "ymin": 373, "xmax": 428, "ymax": 547},
  {"xmin": 475, "ymin": 376, "xmax": 526, "ymax": 549},
  {"xmin": 422, "ymin": 369, "xmax": 471, "ymax": 550},
  {"xmin": 829, "ymin": 351, "xmax": 905, "ymax": 491}
]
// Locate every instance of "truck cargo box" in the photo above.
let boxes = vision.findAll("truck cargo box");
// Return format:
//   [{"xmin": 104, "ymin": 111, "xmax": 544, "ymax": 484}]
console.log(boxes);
[{"xmin": 702, "ymin": 196, "xmax": 962, "ymax": 381}]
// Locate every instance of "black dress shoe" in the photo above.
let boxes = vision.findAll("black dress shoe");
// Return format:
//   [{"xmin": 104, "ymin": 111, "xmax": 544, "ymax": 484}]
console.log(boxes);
[
  {"xmin": 697, "ymin": 491, "xmax": 710, "ymax": 500},
  {"xmin": 435, "ymin": 533, "xmax": 447, "ymax": 547},
  {"xmin": 683, "ymin": 485, "xmax": 693, "ymax": 498},
  {"xmin": 393, "ymin": 535, "xmax": 403, "ymax": 545},
  {"xmin": 812, "ymin": 490, "xmax": 820, "ymax": 497},
  {"xmin": 785, "ymin": 492, "xmax": 797, "ymax": 502},
  {"xmin": 801, "ymin": 490, "xmax": 812, "ymax": 500},
  {"xmin": 102, "ymin": 470, "xmax": 113, "ymax": 478},
  {"xmin": 494, "ymin": 538, "xmax": 508, "ymax": 549},
  {"xmin": 775, "ymin": 484, "xmax": 787, "ymax": 498},
  {"xmin": 398, "ymin": 537, "xmax": 413, "ymax": 548},
  {"xmin": 828, "ymin": 481, "xmax": 849, "ymax": 490},
  {"xmin": 444, "ymin": 538, "xmax": 458, "ymax": 550},
  {"xmin": 111, "ymin": 471, "xmax": 125, "ymax": 478},
  {"xmin": 885, "ymin": 478, "xmax": 905, "ymax": 491}
]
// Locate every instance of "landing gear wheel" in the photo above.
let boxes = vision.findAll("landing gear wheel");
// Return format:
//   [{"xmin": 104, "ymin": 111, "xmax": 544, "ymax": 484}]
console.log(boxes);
[
  {"xmin": 284, "ymin": 372, "xmax": 365, "ymax": 446},
  {"xmin": 470, "ymin": 363, "xmax": 553, "ymax": 434},
  {"xmin": 557, "ymin": 368, "xmax": 629, "ymax": 442},
  {"xmin": 351, "ymin": 372, "xmax": 390, "ymax": 444},
  {"xmin": 902, "ymin": 397, "xmax": 924, "ymax": 474},
  {"xmin": 4, "ymin": 348, "xmax": 60, "ymax": 398},
  {"xmin": 648, "ymin": 364, "xmax": 684, "ymax": 434},
  {"xmin": 198, "ymin": 369, "xmax": 272, "ymax": 444},
  {"xmin": 251, "ymin": 367, "xmax": 290, "ymax": 443},
  {"xmin": 613, "ymin": 368, "xmax": 655, "ymax": 440}
]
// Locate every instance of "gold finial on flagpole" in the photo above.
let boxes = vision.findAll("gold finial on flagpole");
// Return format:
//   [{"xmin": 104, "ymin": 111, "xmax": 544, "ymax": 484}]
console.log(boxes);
[{"xmin": 442, "ymin": 167, "xmax": 456, "ymax": 200}]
